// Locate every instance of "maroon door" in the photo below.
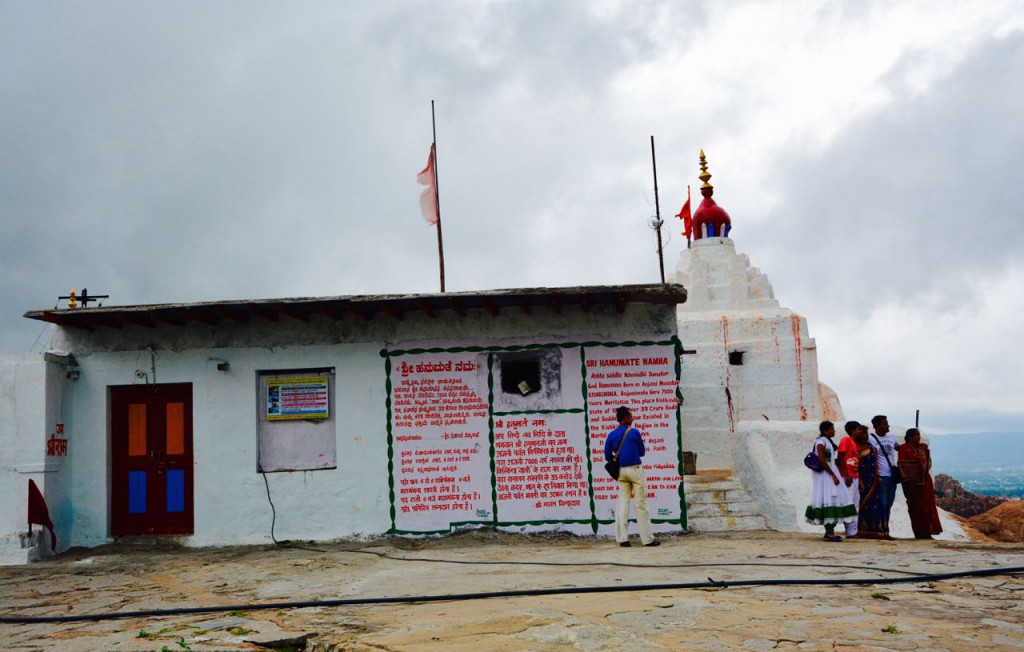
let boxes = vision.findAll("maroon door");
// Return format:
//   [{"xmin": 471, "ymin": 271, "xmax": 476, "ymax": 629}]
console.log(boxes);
[{"xmin": 111, "ymin": 383, "xmax": 194, "ymax": 536}]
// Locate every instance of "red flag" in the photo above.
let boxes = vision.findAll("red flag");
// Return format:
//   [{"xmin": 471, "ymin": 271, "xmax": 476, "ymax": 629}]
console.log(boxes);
[
  {"xmin": 417, "ymin": 144, "xmax": 439, "ymax": 225},
  {"xmin": 27, "ymin": 479, "xmax": 57, "ymax": 552},
  {"xmin": 675, "ymin": 185, "xmax": 692, "ymax": 238}
]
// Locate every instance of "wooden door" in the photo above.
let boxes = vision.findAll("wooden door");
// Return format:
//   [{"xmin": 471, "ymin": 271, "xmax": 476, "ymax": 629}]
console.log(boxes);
[{"xmin": 110, "ymin": 383, "xmax": 194, "ymax": 536}]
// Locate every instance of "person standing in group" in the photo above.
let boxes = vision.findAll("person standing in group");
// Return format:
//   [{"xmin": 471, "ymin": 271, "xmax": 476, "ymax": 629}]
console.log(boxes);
[
  {"xmin": 870, "ymin": 415, "xmax": 901, "ymax": 524},
  {"xmin": 898, "ymin": 428, "xmax": 943, "ymax": 539},
  {"xmin": 805, "ymin": 420, "xmax": 856, "ymax": 542},
  {"xmin": 856, "ymin": 423, "xmax": 893, "ymax": 539},
  {"xmin": 837, "ymin": 421, "xmax": 861, "ymax": 538},
  {"xmin": 604, "ymin": 406, "xmax": 659, "ymax": 547}
]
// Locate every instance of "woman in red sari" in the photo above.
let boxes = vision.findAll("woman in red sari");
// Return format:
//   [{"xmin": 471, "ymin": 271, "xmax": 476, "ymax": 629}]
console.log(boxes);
[{"xmin": 898, "ymin": 428, "xmax": 943, "ymax": 539}]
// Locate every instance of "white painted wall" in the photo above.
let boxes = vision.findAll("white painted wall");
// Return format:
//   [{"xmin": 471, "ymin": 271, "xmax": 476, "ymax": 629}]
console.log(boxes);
[
  {"xmin": 0, "ymin": 353, "xmax": 71, "ymax": 564},
  {"xmin": 675, "ymin": 237, "xmax": 838, "ymax": 470},
  {"xmin": 35, "ymin": 303, "xmax": 680, "ymax": 550}
]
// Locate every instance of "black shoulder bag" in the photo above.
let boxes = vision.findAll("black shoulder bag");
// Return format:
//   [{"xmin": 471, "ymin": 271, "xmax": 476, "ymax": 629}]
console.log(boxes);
[{"xmin": 605, "ymin": 428, "xmax": 630, "ymax": 480}]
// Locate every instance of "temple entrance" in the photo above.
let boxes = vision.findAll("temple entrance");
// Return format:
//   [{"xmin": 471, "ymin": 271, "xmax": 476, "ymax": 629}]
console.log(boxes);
[{"xmin": 110, "ymin": 383, "xmax": 194, "ymax": 536}]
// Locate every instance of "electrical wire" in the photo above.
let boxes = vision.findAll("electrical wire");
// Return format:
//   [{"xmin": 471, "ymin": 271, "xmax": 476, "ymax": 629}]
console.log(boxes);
[
  {"xmin": 2, "ymin": 565, "xmax": 1021, "ymax": 624},
  {"xmin": 260, "ymin": 471, "xmax": 280, "ymax": 545},
  {"xmin": 259, "ymin": 469, "xmax": 325, "ymax": 553},
  {"xmin": 344, "ymin": 548, "xmax": 922, "ymax": 575}
]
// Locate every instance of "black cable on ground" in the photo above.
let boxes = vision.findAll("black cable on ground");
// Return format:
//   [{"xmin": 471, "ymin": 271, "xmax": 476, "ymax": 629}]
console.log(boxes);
[
  {"xmin": 2, "ymin": 565, "xmax": 1022, "ymax": 625},
  {"xmin": 345, "ymin": 548, "xmax": 922, "ymax": 575}
]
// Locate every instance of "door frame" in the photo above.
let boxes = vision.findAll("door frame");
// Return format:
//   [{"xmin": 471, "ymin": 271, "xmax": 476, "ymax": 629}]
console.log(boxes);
[{"xmin": 109, "ymin": 383, "xmax": 194, "ymax": 536}]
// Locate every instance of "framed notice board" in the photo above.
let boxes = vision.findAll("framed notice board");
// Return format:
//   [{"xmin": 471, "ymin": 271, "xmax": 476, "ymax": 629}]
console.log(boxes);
[{"xmin": 257, "ymin": 368, "xmax": 337, "ymax": 472}]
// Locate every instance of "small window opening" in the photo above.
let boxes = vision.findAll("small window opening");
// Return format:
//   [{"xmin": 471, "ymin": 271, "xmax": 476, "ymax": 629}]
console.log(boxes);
[
  {"xmin": 729, "ymin": 351, "xmax": 745, "ymax": 366},
  {"xmin": 500, "ymin": 356, "xmax": 541, "ymax": 395}
]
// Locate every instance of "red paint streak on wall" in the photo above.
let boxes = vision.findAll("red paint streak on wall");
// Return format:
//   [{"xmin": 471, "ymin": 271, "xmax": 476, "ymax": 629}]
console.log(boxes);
[
  {"xmin": 790, "ymin": 314, "xmax": 807, "ymax": 421},
  {"xmin": 722, "ymin": 316, "xmax": 735, "ymax": 432},
  {"xmin": 725, "ymin": 386, "xmax": 735, "ymax": 432}
]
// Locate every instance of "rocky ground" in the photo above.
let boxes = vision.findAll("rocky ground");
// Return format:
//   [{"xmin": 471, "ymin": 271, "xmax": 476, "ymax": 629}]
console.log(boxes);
[
  {"xmin": 2, "ymin": 530, "xmax": 1024, "ymax": 651},
  {"xmin": 967, "ymin": 501, "xmax": 1024, "ymax": 544}
]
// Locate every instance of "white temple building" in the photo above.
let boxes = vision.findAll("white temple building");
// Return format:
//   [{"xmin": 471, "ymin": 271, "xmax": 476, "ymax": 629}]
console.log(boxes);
[
  {"xmin": 673, "ymin": 152, "xmax": 964, "ymax": 539},
  {"xmin": 0, "ymin": 152, "xmax": 967, "ymax": 565}
]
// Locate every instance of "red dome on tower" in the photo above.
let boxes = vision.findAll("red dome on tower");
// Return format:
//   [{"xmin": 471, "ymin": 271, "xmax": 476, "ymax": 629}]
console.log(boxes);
[{"xmin": 691, "ymin": 151, "xmax": 732, "ymax": 240}]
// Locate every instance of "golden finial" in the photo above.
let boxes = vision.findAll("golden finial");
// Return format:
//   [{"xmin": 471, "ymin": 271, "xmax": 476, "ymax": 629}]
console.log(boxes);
[
  {"xmin": 698, "ymin": 149, "xmax": 713, "ymax": 189},
  {"xmin": 68, "ymin": 288, "xmax": 77, "ymax": 310}
]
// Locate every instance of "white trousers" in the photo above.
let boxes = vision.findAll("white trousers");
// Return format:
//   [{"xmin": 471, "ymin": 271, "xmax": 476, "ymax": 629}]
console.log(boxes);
[
  {"xmin": 845, "ymin": 480, "xmax": 860, "ymax": 536},
  {"xmin": 615, "ymin": 464, "xmax": 654, "ymax": 545}
]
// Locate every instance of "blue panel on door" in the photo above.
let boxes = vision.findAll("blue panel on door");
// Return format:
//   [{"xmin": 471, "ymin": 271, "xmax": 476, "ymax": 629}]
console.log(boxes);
[
  {"xmin": 128, "ymin": 471, "xmax": 147, "ymax": 514},
  {"xmin": 166, "ymin": 469, "xmax": 185, "ymax": 513}
]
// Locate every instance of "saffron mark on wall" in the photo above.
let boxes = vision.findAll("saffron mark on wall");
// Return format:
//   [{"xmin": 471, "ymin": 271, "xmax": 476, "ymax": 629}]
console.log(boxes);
[
  {"xmin": 721, "ymin": 317, "xmax": 735, "ymax": 432},
  {"xmin": 790, "ymin": 314, "xmax": 808, "ymax": 421},
  {"xmin": 724, "ymin": 386, "xmax": 735, "ymax": 432},
  {"xmin": 770, "ymin": 320, "xmax": 781, "ymax": 363}
]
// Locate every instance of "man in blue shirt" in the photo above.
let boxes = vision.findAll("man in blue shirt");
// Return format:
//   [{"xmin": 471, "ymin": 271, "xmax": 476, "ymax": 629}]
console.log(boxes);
[{"xmin": 604, "ymin": 406, "xmax": 659, "ymax": 547}]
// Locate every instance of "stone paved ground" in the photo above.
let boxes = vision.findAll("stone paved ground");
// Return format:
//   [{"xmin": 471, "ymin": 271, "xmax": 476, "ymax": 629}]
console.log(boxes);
[{"xmin": 2, "ymin": 530, "xmax": 1023, "ymax": 651}]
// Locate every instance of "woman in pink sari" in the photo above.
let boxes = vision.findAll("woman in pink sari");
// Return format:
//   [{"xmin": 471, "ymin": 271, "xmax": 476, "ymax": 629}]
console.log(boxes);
[{"xmin": 898, "ymin": 428, "xmax": 943, "ymax": 539}]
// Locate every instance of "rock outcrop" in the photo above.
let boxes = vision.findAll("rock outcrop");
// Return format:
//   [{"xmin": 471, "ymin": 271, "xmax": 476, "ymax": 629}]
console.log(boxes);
[{"xmin": 934, "ymin": 474, "xmax": 1005, "ymax": 518}]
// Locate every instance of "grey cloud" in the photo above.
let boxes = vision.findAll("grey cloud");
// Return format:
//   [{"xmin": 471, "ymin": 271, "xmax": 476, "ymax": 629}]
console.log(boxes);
[
  {"xmin": 1, "ymin": 3, "xmax": 1022, "ymax": 440},
  {"xmin": 751, "ymin": 31, "xmax": 1024, "ymax": 316}
]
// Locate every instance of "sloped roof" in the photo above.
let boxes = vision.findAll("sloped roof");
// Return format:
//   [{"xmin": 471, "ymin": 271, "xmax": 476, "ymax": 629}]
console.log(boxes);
[{"xmin": 24, "ymin": 284, "xmax": 686, "ymax": 332}]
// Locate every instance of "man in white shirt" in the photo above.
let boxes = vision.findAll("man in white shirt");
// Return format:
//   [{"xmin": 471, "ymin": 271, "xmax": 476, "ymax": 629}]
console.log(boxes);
[{"xmin": 870, "ymin": 415, "xmax": 901, "ymax": 525}]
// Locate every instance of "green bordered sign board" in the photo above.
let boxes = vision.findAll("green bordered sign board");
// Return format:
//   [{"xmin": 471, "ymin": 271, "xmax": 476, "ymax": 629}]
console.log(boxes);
[{"xmin": 382, "ymin": 337, "xmax": 686, "ymax": 535}]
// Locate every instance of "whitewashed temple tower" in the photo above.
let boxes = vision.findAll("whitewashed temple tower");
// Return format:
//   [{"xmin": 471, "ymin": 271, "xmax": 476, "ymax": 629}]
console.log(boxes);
[{"xmin": 674, "ymin": 151, "xmax": 843, "ymax": 470}]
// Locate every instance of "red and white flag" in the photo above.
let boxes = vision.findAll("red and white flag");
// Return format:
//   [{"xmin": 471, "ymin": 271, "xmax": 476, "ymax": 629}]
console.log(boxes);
[
  {"xmin": 417, "ymin": 144, "xmax": 438, "ymax": 225},
  {"xmin": 675, "ymin": 185, "xmax": 692, "ymax": 238}
]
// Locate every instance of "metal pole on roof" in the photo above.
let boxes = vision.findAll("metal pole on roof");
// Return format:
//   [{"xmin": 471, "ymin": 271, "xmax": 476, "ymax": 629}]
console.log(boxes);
[
  {"xmin": 650, "ymin": 136, "xmax": 666, "ymax": 284},
  {"xmin": 432, "ymin": 100, "xmax": 446, "ymax": 292}
]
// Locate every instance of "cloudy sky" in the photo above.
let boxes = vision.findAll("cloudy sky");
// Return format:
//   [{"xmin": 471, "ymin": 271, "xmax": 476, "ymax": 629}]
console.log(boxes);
[{"xmin": 3, "ymin": 1, "xmax": 1022, "ymax": 436}]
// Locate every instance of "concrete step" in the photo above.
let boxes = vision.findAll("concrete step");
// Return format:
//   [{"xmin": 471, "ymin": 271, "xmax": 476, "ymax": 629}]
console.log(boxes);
[
  {"xmin": 684, "ymin": 477, "xmax": 753, "ymax": 500},
  {"xmin": 687, "ymin": 513, "xmax": 767, "ymax": 532},
  {"xmin": 685, "ymin": 490, "xmax": 751, "ymax": 505},
  {"xmin": 686, "ymin": 499, "xmax": 763, "ymax": 518},
  {"xmin": 683, "ymin": 481, "xmax": 746, "ymax": 496},
  {"xmin": 683, "ymin": 469, "xmax": 733, "ymax": 483},
  {"xmin": 680, "ymin": 471, "xmax": 769, "ymax": 532}
]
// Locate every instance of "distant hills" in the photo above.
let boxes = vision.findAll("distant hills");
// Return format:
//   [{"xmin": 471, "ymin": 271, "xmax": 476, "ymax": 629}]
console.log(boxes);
[
  {"xmin": 928, "ymin": 432, "xmax": 1024, "ymax": 498},
  {"xmin": 928, "ymin": 432, "xmax": 1024, "ymax": 467}
]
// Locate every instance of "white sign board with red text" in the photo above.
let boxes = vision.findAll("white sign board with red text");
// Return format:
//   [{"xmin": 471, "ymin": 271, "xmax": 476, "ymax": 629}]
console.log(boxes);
[{"xmin": 383, "ymin": 338, "xmax": 685, "ymax": 535}]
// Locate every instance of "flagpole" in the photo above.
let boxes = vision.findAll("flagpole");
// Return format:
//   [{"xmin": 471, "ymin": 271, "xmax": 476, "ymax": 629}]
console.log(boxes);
[
  {"xmin": 686, "ymin": 185, "xmax": 692, "ymax": 249},
  {"xmin": 650, "ymin": 136, "xmax": 665, "ymax": 284},
  {"xmin": 431, "ymin": 100, "xmax": 446, "ymax": 292}
]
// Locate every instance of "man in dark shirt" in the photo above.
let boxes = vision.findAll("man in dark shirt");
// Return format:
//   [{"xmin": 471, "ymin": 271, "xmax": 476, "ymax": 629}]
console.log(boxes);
[{"xmin": 604, "ymin": 406, "xmax": 659, "ymax": 547}]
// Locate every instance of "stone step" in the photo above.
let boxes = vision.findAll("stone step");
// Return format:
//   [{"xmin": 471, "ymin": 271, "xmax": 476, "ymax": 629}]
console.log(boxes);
[
  {"xmin": 686, "ymin": 499, "xmax": 763, "ymax": 518},
  {"xmin": 683, "ymin": 469, "xmax": 733, "ymax": 483},
  {"xmin": 687, "ymin": 513, "xmax": 767, "ymax": 532},
  {"xmin": 684, "ymin": 486, "xmax": 752, "ymax": 502},
  {"xmin": 680, "ymin": 471, "xmax": 769, "ymax": 532},
  {"xmin": 684, "ymin": 481, "xmax": 749, "ymax": 495}
]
